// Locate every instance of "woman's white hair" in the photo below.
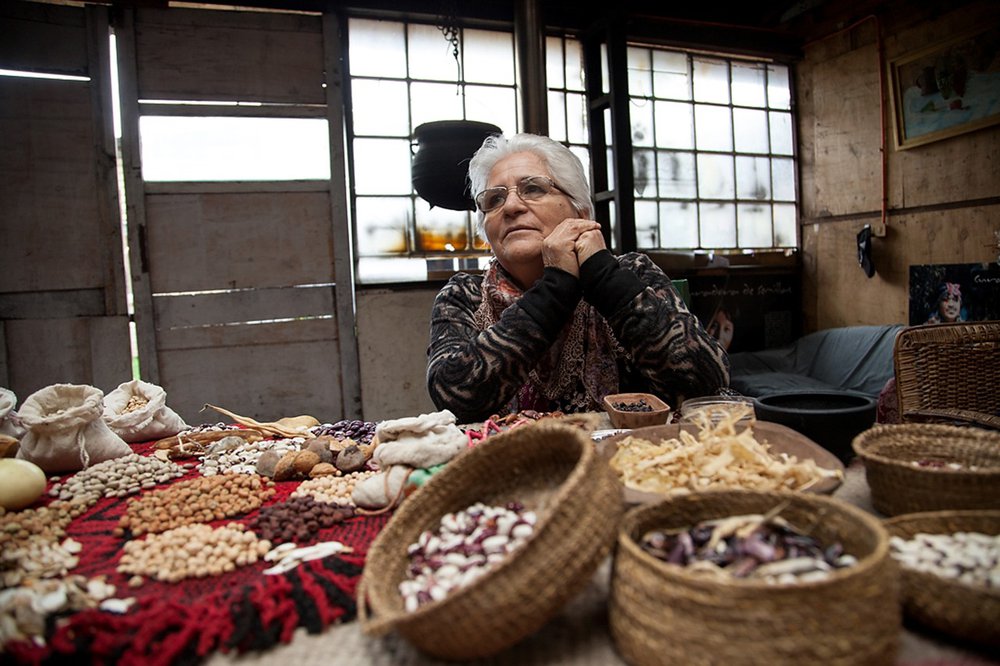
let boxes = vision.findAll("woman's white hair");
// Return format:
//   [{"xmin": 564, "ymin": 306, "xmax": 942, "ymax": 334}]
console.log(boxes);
[{"xmin": 467, "ymin": 133, "xmax": 593, "ymax": 240}]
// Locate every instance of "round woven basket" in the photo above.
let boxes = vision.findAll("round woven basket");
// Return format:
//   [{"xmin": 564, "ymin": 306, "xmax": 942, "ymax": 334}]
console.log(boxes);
[
  {"xmin": 883, "ymin": 510, "xmax": 999, "ymax": 648},
  {"xmin": 852, "ymin": 424, "xmax": 1000, "ymax": 516},
  {"xmin": 358, "ymin": 421, "xmax": 623, "ymax": 660},
  {"xmin": 610, "ymin": 490, "xmax": 900, "ymax": 666}
]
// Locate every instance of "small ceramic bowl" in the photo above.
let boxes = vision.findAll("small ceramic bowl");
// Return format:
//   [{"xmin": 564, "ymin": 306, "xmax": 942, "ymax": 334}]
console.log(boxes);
[{"xmin": 602, "ymin": 393, "xmax": 672, "ymax": 429}]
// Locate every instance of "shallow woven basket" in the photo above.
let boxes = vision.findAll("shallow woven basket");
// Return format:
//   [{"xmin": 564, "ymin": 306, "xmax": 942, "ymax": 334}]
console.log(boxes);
[
  {"xmin": 852, "ymin": 424, "xmax": 1000, "ymax": 516},
  {"xmin": 358, "ymin": 421, "xmax": 623, "ymax": 660},
  {"xmin": 883, "ymin": 510, "xmax": 999, "ymax": 649},
  {"xmin": 610, "ymin": 490, "xmax": 900, "ymax": 666}
]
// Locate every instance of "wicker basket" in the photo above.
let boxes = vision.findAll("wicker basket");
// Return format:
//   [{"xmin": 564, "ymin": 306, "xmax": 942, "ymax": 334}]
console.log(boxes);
[
  {"xmin": 883, "ymin": 510, "xmax": 999, "ymax": 648},
  {"xmin": 610, "ymin": 490, "xmax": 900, "ymax": 666},
  {"xmin": 852, "ymin": 424, "xmax": 1000, "ymax": 516},
  {"xmin": 894, "ymin": 321, "xmax": 1000, "ymax": 429},
  {"xmin": 358, "ymin": 421, "xmax": 623, "ymax": 660}
]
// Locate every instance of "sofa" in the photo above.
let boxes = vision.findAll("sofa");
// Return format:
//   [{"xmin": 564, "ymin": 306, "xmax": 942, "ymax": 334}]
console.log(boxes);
[{"xmin": 727, "ymin": 324, "xmax": 904, "ymax": 399}]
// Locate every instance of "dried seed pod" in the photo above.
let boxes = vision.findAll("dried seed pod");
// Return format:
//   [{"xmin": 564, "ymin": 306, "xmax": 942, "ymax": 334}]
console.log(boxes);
[
  {"xmin": 271, "ymin": 450, "xmax": 321, "ymax": 480},
  {"xmin": 256, "ymin": 450, "xmax": 281, "ymax": 478},
  {"xmin": 304, "ymin": 437, "xmax": 335, "ymax": 463},
  {"xmin": 335, "ymin": 445, "xmax": 367, "ymax": 473},
  {"xmin": 293, "ymin": 450, "xmax": 321, "ymax": 476},
  {"xmin": 309, "ymin": 462, "xmax": 337, "ymax": 478}
]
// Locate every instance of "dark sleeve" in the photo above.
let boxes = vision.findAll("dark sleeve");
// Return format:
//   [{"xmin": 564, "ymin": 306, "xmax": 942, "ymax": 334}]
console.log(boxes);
[
  {"xmin": 578, "ymin": 251, "xmax": 730, "ymax": 404},
  {"xmin": 426, "ymin": 269, "xmax": 581, "ymax": 423}
]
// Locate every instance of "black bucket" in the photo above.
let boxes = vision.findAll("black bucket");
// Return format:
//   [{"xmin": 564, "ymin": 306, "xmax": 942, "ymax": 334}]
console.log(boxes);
[{"xmin": 753, "ymin": 390, "xmax": 877, "ymax": 464}]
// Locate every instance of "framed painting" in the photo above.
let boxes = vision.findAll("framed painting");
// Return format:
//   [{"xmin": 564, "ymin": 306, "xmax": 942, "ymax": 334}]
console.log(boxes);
[{"xmin": 888, "ymin": 25, "xmax": 1000, "ymax": 150}]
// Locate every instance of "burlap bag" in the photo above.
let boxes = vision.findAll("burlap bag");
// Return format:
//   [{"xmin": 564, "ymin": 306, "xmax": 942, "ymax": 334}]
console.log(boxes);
[
  {"xmin": 103, "ymin": 379, "xmax": 188, "ymax": 443},
  {"xmin": 0, "ymin": 387, "xmax": 25, "ymax": 439},
  {"xmin": 17, "ymin": 384, "xmax": 131, "ymax": 473}
]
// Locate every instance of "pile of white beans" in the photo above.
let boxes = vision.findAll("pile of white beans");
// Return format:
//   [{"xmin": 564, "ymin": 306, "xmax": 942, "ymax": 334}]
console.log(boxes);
[
  {"xmin": 889, "ymin": 531, "xmax": 999, "ymax": 588},
  {"xmin": 199, "ymin": 436, "xmax": 303, "ymax": 476},
  {"xmin": 399, "ymin": 501, "xmax": 537, "ymax": 612}
]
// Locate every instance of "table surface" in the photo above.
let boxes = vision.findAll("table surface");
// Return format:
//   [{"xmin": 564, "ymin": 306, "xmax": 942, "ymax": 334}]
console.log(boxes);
[{"xmin": 205, "ymin": 456, "xmax": 999, "ymax": 666}]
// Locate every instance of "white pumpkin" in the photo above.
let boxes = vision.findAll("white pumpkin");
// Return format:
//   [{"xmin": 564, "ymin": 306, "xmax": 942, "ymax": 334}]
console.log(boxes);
[{"xmin": 0, "ymin": 458, "xmax": 47, "ymax": 510}]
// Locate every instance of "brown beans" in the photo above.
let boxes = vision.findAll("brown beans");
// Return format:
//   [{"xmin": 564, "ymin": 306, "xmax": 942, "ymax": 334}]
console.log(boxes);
[
  {"xmin": 247, "ymin": 496, "xmax": 354, "ymax": 545},
  {"xmin": 117, "ymin": 473, "xmax": 274, "ymax": 536}
]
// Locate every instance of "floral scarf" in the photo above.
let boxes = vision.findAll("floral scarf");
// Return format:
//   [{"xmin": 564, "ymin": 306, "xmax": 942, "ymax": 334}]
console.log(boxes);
[{"xmin": 473, "ymin": 259, "xmax": 622, "ymax": 413}]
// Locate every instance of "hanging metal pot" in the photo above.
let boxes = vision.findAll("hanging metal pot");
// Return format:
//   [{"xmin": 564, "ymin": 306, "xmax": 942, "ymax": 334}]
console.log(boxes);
[{"xmin": 411, "ymin": 120, "xmax": 502, "ymax": 211}]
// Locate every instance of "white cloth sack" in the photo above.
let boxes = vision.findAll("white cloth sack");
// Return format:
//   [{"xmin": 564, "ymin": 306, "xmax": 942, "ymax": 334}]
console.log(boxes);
[
  {"xmin": 375, "ymin": 409, "xmax": 458, "ymax": 441},
  {"xmin": 17, "ymin": 383, "xmax": 131, "ymax": 473},
  {"xmin": 0, "ymin": 387, "xmax": 26, "ymax": 439},
  {"xmin": 372, "ymin": 424, "xmax": 466, "ymax": 468},
  {"xmin": 372, "ymin": 408, "xmax": 465, "ymax": 468},
  {"xmin": 102, "ymin": 379, "xmax": 188, "ymax": 443},
  {"xmin": 351, "ymin": 465, "xmax": 414, "ymax": 510}
]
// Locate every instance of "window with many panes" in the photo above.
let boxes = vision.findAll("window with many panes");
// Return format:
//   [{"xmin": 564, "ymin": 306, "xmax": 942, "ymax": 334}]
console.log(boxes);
[
  {"xmin": 626, "ymin": 46, "xmax": 797, "ymax": 252},
  {"xmin": 346, "ymin": 18, "xmax": 797, "ymax": 283},
  {"xmin": 349, "ymin": 18, "xmax": 508, "ymax": 283},
  {"xmin": 347, "ymin": 18, "xmax": 590, "ymax": 283}
]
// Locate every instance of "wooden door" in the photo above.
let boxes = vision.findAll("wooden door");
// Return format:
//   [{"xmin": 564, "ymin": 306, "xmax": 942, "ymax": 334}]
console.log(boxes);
[
  {"xmin": 114, "ymin": 7, "xmax": 359, "ymax": 425},
  {"xmin": 0, "ymin": 2, "xmax": 132, "ymax": 402}
]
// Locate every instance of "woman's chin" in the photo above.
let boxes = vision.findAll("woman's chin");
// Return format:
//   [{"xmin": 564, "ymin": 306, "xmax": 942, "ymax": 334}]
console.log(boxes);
[{"xmin": 497, "ymin": 240, "xmax": 543, "ymax": 263}]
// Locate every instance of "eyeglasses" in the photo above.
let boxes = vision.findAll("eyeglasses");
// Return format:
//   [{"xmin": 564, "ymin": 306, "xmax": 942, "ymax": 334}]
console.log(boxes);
[{"xmin": 475, "ymin": 175, "xmax": 567, "ymax": 214}]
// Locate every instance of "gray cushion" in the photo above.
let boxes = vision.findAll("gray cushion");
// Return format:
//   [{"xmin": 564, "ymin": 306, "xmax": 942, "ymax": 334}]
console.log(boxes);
[
  {"xmin": 730, "ymin": 372, "xmax": 840, "ymax": 396},
  {"xmin": 729, "ymin": 324, "xmax": 904, "ymax": 398}
]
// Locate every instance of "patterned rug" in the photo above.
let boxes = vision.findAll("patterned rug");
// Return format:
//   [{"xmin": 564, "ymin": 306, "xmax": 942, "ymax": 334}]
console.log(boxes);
[{"xmin": 3, "ymin": 441, "xmax": 390, "ymax": 666}]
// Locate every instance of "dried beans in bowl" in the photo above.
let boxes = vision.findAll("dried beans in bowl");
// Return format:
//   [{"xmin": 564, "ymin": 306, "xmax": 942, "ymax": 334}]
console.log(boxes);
[
  {"xmin": 610, "ymin": 489, "xmax": 900, "ymax": 666},
  {"xmin": 358, "ymin": 421, "xmax": 623, "ymax": 660}
]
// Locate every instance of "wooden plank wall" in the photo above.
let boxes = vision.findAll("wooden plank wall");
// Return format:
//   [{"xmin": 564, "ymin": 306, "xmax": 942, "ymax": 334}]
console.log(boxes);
[
  {"xmin": 117, "ymin": 6, "xmax": 356, "ymax": 425},
  {"xmin": 796, "ymin": 1, "xmax": 1000, "ymax": 331},
  {"xmin": 133, "ymin": 8, "xmax": 325, "ymax": 104},
  {"xmin": 143, "ymin": 187, "xmax": 335, "ymax": 292},
  {"xmin": 0, "ymin": 2, "xmax": 131, "ymax": 401}
]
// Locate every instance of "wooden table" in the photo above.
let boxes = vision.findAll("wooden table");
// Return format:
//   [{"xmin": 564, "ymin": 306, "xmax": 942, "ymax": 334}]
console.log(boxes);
[{"xmin": 207, "ymin": 458, "xmax": 999, "ymax": 666}]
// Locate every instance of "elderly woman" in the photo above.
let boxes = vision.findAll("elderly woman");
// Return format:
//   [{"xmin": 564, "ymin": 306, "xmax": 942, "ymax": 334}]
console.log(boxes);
[{"xmin": 426, "ymin": 133, "xmax": 729, "ymax": 423}]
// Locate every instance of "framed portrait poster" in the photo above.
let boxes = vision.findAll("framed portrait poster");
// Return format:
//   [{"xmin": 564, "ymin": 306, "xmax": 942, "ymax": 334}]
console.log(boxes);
[
  {"xmin": 888, "ymin": 25, "xmax": 1000, "ymax": 150},
  {"xmin": 908, "ymin": 262, "xmax": 1000, "ymax": 326}
]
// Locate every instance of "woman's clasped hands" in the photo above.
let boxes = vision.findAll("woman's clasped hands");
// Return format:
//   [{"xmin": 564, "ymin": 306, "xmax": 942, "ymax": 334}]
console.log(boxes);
[{"xmin": 541, "ymin": 218, "xmax": 604, "ymax": 278}]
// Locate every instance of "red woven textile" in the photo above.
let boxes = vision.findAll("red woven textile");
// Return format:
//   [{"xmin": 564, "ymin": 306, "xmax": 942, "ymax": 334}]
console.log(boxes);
[{"xmin": 3, "ymin": 441, "xmax": 390, "ymax": 665}]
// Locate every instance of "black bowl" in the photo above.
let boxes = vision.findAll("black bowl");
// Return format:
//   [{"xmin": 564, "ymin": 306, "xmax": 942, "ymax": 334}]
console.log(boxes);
[{"xmin": 753, "ymin": 390, "xmax": 877, "ymax": 464}]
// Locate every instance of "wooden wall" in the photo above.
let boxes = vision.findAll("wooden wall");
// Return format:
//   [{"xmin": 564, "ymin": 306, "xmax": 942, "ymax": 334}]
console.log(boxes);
[
  {"xmin": 356, "ymin": 288, "xmax": 438, "ymax": 420},
  {"xmin": 796, "ymin": 1, "xmax": 1000, "ymax": 330},
  {"xmin": 0, "ymin": 3, "xmax": 132, "ymax": 401}
]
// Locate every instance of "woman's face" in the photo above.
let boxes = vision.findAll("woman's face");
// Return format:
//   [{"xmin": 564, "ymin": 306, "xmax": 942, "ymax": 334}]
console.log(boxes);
[
  {"xmin": 481, "ymin": 151, "xmax": 575, "ymax": 273},
  {"xmin": 939, "ymin": 292, "xmax": 961, "ymax": 321}
]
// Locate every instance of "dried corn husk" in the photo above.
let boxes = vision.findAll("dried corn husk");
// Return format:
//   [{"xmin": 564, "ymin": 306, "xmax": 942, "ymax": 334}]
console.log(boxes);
[{"xmin": 201, "ymin": 404, "xmax": 319, "ymax": 438}]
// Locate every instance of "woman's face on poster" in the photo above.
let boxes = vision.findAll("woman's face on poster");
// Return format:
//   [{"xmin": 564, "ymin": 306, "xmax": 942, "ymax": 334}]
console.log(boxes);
[
  {"xmin": 708, "ymin": 310, "xmax": 734, "ymax": 350},
  {"xmin": 939, "ymin": 292, "xmax": 962, "ymax": 321}
]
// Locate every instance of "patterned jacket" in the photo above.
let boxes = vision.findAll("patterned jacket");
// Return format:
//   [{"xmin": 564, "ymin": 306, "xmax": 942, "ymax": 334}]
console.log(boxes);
[{"xmin": 426, "ymin": 250, "xmax": 730, "ymax": 423}]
